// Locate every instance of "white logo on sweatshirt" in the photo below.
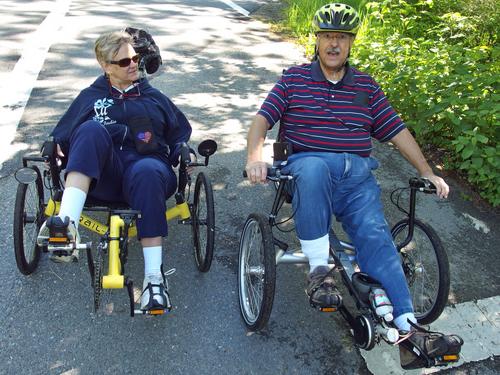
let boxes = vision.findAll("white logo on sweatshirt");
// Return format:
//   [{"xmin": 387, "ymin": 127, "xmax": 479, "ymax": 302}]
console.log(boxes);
[{"xmin": 93, "ymin": 98, "xmax": 116, "ymax": 125}]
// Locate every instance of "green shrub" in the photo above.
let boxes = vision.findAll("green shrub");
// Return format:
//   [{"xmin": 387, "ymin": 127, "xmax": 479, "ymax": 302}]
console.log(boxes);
[{"xmin": 280, "ymin": 0, "xmax": 500, "ymax": 206}]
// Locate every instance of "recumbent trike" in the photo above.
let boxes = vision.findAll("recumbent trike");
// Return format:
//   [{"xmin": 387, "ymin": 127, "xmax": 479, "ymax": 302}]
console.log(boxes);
[
  {"xmin": 13, "ymin": 138, "xmax": 217, "ymax": 316},
  {"xmin": 238, "ymin": 154, "xmax": 459, "ymax": 368}
]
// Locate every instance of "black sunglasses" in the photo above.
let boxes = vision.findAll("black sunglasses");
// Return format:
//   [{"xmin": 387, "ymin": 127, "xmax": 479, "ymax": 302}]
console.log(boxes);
[{"xmin": 108, "ymin": 54, "xmax": 140, "ymax": 67}]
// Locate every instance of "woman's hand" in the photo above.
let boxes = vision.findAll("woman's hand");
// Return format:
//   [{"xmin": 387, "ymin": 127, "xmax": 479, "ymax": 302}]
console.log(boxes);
[
  {"xmin": 44, "ymin": 144, "xmax": 65, "ymax": 169},
  {"xmin": 55, "ymin": 144, "xmax": 65, "ymax": 166}
]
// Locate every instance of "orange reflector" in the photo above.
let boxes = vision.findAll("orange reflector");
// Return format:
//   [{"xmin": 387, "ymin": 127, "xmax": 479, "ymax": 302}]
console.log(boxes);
[
  {"xmin": 443, "ymin": 355, "xmax": 459, "ymax": 361},
  {"xmin": 49, "ymin": 237, "xmax": 68, "ymax": 243},
  {"xmin": 320, "ymin": 307, "xmax": 337, "ymax": 312},
  {"xmin": 149, "ymin": 309, "xmax": 165, "ymax": 315}
]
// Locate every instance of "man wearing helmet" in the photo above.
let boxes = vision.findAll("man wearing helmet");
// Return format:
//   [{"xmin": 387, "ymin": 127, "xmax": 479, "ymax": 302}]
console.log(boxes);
[{"xmin": 245, "ymin": 3, "xmax": 462, "ymax": 370}]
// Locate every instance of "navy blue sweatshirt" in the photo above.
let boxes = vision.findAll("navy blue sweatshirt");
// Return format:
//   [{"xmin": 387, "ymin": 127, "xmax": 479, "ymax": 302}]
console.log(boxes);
[{"xmin": 51, "ymin": 75, "xmax": 192, "ymax": 166}]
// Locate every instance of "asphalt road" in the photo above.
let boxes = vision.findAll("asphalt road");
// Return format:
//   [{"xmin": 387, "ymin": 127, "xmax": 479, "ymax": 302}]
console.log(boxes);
[{"xmin": 0, "ymin": 1, "xmax": 498, "ymax": 374}]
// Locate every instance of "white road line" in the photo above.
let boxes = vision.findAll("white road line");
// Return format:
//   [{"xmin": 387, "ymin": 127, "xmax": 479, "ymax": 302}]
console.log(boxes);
[
  {"xmin": 462, "ymin": 213, "xmax": 490, "ymax": 234},
  {"xmin": 361, "ymin": 295, "xmax": 500, "ymax": 374},
  {"xmin": 218, "ymin": 0, "xmax": 250, "ymax": 16},
  {"xmin": 0, "ymin": 0, "xmax": 71, "ymax": 167}
]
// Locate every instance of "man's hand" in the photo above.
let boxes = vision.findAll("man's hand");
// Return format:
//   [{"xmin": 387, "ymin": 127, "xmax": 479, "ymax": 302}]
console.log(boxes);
[
  {"xmin": 390, "ymin": 129, "xmax": 450, "ymax": 199},
  {"xmin": 245, "ymin": 160, "xmax": 268, "ymax": 184},
  {"xmin": 421, "ymin": 172, "xmax": 449, "ymax": 199},
  {"xmin": 246, "ymin": 115, "xmax": 271, "ymax": 184}
]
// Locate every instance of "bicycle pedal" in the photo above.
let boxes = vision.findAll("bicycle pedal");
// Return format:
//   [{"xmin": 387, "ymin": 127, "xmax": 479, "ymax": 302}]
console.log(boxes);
[
  {"xmin": 134, "ymin": 308, "xmax": 171, "ymax": 316},
  {"xmin": 47, "ymin": 243, "xmax": 74, "ymax": 252}
]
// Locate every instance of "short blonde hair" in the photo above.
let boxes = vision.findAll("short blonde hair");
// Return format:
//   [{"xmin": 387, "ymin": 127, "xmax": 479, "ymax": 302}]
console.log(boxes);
[{"xmin": 94, "ymin": 31, "xmax": 133, "ymax": 64}]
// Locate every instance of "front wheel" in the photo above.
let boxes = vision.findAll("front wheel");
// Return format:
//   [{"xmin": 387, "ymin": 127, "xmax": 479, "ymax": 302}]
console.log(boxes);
[
  {"xmin": 392, "ymin": 219, "xmax": 450, "ymax": 324},
  {"xmin": 238, "ymin": 213, "xmax": 276, "ymax": 331},
  {"xmin": 13, "ymin": 167, "xmax": 45, "ymax": 274},
  {"xmin": 191, "ymin": 172, "xmax": 215, "ymax": 272}
]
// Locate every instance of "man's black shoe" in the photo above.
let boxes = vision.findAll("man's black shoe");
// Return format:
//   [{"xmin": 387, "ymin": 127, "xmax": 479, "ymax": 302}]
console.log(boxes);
[
  {"xmin": 307, "ymin": 266, "xmax": 342, "ymax": 310},
  {"xmin": 399, "ymin": 321, "xmax": 463, "ymax": 369}
]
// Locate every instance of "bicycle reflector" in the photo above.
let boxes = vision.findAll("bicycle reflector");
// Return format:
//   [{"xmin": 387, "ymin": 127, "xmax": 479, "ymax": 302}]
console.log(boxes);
[
  {"xmin": 149, "ymin": 309, "xmax": 166, "ymax": 315},
  {"xmin": 319, "ymin": 307, "xmax": 337, "ymax": 312}
]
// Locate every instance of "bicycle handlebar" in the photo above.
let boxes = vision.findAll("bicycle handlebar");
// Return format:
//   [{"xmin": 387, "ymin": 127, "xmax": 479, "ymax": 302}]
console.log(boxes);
[
  {"xmin": 244, "ymin": 166, "xmax": 437, "ymax": 194},
  {"xmin": 409, "ymin": 177, "xmax": 437, "ymax": 194}
]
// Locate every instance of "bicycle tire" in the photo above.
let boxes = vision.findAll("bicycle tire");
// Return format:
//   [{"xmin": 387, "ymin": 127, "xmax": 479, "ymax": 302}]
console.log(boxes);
[
  {"xmin": 391, "ymin": 219, "xmax": 450, "ymax": 324},
  {"xmin": 191, "ymin": 172, "xmax": 215, "ymax": 272},
  {"xmin": 238, "ymin": 213, "xmax": 276, "ymax": 331},
  {"xmin": 13, "ymin": 167, "xmax": 44, "ymax": 274}
]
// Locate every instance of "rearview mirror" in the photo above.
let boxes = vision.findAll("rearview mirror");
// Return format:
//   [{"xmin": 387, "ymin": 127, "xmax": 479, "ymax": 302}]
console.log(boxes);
[
  {"xmin": 15, "ymin": 167, "xmax": 38, "ymax": 184},
  {"xmin": 197, "ymin": 140, "xmax": 217, "ymax": 158}
]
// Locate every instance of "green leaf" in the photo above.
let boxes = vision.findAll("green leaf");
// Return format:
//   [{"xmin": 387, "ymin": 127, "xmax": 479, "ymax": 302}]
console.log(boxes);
[{"xmin": 462, "ymin": 146, "xmax": 474, "ymax": 159}]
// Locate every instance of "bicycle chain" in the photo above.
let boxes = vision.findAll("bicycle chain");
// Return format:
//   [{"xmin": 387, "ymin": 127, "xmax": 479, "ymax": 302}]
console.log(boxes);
[{"xmin": 93, "ymin": 243, "xmax": 104, "ymax": 313}]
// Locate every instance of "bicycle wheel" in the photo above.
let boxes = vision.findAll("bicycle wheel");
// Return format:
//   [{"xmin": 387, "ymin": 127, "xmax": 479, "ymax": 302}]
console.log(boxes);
[
  {"xmin": 391, "ymin": 219, "xmax": 450, "ymax": 324},
  {"xmin": 191, "ymin": 172, "xmax": 215, "ymax": 272},
  {"xmin": 13, "ymin": 167, "xmax": 44, "ymax": 274},
  {"xmin": 238, "ymin": 213, "xmax": 276, "ymax": 331}
]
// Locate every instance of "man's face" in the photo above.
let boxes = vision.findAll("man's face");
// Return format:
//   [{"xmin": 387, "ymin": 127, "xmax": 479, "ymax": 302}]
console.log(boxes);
[{"xmin": 316, "ymin": 32, "xmax": 354, "ymax": 72}]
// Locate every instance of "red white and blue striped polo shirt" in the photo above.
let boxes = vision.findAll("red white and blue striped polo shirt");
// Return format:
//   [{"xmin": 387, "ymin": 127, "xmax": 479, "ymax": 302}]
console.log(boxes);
[{"xmin": 257, "ymin": 61, "xmax": 406, "ymax": 157}]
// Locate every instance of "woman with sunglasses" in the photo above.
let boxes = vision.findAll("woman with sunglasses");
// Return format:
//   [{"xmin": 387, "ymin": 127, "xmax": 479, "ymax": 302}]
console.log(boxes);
[{"xmin": 37, "ymin": 30, "xmax": 192, "ymax": 312}]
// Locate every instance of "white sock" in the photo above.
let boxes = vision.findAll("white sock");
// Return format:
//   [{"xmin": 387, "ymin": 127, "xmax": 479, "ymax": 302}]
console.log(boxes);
[
  {"xmin": 394, "ymin": 313, "xmax": 417, "ymax": 331},
  {"xmin": 143, "ymin": 246, "xmax": 162, "ymax": 276},
  {"xmin": 58, "ymin": 186, "xmax": 87, "ymax": 228},
  {"xmin": 300, "ymin": 234, "xmax": 330, "ymax": 273}
]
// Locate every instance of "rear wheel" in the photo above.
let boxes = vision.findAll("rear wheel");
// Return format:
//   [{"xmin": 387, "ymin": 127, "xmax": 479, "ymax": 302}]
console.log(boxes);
[
  {"xmin": 13, "ymin": 167, "xmax": 44, "ymax": 274},
  {"xmin": 238, "ymin": 213, "xmax": 276, "ymax": 331},
  {"xmin": 392, "ymin": 219, "xmax": 450, "ymax": 324},
  {"xmin": 191, "ymin": 172, "xmax": 215, "ymax": 272}
]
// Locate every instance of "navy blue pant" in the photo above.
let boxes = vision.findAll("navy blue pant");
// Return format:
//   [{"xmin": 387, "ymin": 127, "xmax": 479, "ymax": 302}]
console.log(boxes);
[{"xmin": 65, "ymin": 121, "xmax": 177, "ymax": 238}]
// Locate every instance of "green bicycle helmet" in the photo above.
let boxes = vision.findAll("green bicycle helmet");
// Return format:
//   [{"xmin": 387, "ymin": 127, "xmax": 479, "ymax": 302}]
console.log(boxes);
[{"xmin": 312, "ymin": 3, "xmax": 360, "ymax": 35}]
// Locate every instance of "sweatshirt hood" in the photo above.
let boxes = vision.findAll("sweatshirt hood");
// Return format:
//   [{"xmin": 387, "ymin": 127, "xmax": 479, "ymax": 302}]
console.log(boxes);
[{"xmin": 89, "ymin": 75, "xmax": 155, "ymax": 97}]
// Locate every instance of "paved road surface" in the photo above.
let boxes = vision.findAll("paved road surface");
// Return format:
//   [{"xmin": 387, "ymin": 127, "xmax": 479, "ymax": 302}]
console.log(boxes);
[{"xmin": 0, "ymin": 1, "xmax": 498, "ymax": 374}]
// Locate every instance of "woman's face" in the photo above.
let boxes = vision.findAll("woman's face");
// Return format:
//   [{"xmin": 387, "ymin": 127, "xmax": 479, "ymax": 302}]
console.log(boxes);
[{"xmin": 103, "ymin": 43, "xmax": 139, "ymax": 89}]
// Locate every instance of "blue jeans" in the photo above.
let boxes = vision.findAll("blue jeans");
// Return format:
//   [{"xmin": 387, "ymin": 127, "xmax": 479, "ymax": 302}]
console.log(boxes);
[{"xmin": 282, "ymin": 152, "xmax": 413, "ymax": 317}]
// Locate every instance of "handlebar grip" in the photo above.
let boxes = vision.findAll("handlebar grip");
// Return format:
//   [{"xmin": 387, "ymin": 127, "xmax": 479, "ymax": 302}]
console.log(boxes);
[
  {"xmin": 41, "ymin": 140, "xmax": 56, "ymax": 158},
  {"xmin": 179, "ymin": 143, "xmax": 191, "ymax": 167},
  {"xmin": 243, "ymin": 168, "xmax": 282, "ymax": 179},
  {"xmin": 409, "ymin": 177, "xmax": 437, "ymax": 194}
]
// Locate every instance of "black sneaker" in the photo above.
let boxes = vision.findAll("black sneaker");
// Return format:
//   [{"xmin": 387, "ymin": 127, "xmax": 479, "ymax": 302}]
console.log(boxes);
[
  {"xmin": 307, "ymin": 266, "xmax": 342, "ymax": 310},
  {"xmin": 399, "ymin": 322, "xmax": 463, "ymax": 369},
  {"xmin": 140, "ymin": 271, "xmax": 172, "ymax": 312}
]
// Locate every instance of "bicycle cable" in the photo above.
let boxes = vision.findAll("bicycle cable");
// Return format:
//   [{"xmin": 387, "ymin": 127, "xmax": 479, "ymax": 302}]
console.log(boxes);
[
  {"xmin": 274, "ymin": 178, "xmax": 299, "ymax": 232},
  {"xmin": 390, "ymin": 187, "xmax": 410, "ymax": 216}
]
